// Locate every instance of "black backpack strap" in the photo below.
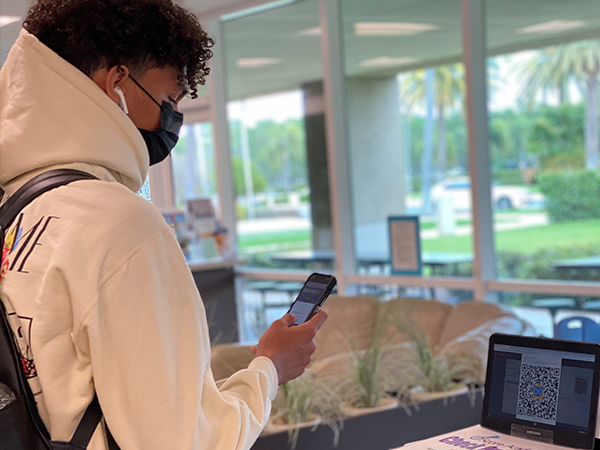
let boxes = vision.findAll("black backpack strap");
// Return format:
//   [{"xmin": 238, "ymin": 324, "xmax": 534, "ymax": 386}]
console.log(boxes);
[
  {"xmin": 0, "ymin": 169, "xmax": 121, "ymax": 449},
  {"xmin": 69, "ymin": 394, "xmax": 103, "ymax": 448},
  {"xmin": 68, "ymin": 394, "xmax": 121, "ymax": 449},
  {"xmin": 0, "ymin": 169, "xmax": 98, "ymax": 249},
  {"xmin": 105, "ymin": 423, "xmax": 120, "ymax": 450}
]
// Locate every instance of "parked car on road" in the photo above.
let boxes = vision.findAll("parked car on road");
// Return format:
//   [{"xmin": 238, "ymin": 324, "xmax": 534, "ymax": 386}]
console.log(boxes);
[{"xmin": 431, "ymin": 177, "xmax": 544, "ymax": 211}]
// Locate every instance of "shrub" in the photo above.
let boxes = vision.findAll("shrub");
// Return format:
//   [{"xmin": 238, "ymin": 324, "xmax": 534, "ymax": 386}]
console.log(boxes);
[
  {"xmin": 275, "ymin": 192, "xmax": 288, "ymax": 204},
  {"xmin": 493, "ymin": 169, "xmax": 523, "ymax": 186},
  {"xmin": 526, "ymin": 104, "xmax": 585, "ymax": 171},
  {"xmin": 235, "ymin": 203, "xmax": 248, "ymax": 220},
  {"xmin": 538, "ymin": 170, "xmax": 600, "ymax": 222}
]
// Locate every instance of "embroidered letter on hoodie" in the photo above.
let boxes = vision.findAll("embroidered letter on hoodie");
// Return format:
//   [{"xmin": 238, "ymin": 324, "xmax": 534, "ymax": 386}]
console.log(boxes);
[{"xmin": 8, "ymin": 213, "xmax": 60, "ymax": 273}]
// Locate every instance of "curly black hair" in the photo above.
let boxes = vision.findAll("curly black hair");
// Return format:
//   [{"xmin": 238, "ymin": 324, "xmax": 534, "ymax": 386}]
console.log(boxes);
[{"xmin": 24, "ymin": 0, "xmax": 213, "ymax": 98}]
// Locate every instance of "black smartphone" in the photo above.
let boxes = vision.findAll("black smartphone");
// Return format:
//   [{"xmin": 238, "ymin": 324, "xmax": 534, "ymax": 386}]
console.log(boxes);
[{"xmin": 287, "ymin": 273, "xmax": 337, "ymax": 325}]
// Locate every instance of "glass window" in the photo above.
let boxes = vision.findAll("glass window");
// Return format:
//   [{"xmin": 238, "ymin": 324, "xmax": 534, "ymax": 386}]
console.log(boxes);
[
  {"xmin": 0, "ymin": 16, "xmax": 23, "ymax": 67},
  {"xmin": 349, "ymin": 283, "xmax": 474, "ymax": 305},
  {"xmin": 169, "ymin": 121, "xmax": 220, "ymax": 261},
  {"xmin": 171, "ymin": 121, "xmax": 218, "ymax": 210},
  {"xmin": 223, "ymin": 0, "xmax": 333, "ymax": 272},
  {"xmin": 486, "ymin": 0, "xmax": 600, "ymax": 284},
  {"xmin": 194, "ymin": 83, "xmax": 209, "ymax": 99},
  {"xmin": 341, "ymin": 0, "xmax": 473, "ymax": 279},
  {"xmin": 238, "ymin": 276, "xmax": 307, "ymax": 341}
]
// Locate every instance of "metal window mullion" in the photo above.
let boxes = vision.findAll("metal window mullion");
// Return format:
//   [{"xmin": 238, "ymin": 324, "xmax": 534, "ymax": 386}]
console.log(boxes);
[
  {"xmin": 208, "ymin": 18, "xmax": 238, "ymax": 251},
  {"xmin": 207, "ymin": 18, "xmax": 245, "ymax": 342},
  {"xmin": 236, "ymin": 269, "xmax": 314, "ymax": 282},
  {"xmin": 460, "ymin": 0, "xmax": 496, "ymax": 302},
  {"xmin": 489, "ymin": 280, "xmax": 600, "ymax": 298},
  {"xmin": 319, "ymin": 0, "xmax": 356, "ymax": 295},
  {"xmin": 236, "ymin": 269, "xmax": 477, "ymax": 290},
  {"xmin": 347, "ymin": 274, "xmax": 476, "ymax": 291}
]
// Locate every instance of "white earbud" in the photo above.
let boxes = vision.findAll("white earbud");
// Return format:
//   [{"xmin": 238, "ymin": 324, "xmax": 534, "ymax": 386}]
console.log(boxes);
[{"xmin": 114, "ymin": 87, "xmax": 129, "ymax": 115}]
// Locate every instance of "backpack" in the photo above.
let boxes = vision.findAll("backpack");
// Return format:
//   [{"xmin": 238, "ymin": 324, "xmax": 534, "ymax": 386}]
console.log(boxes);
[{"xmin": 0, "ymin": 169, "xmax": 120, "ymax": 450}]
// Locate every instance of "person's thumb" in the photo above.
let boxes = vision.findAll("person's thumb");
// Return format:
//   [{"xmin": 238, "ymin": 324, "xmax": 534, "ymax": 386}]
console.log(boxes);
[
  {"xmin": 308, "ymin": 310, "xmax": 328, "ymax": 332},
  {"xmin": 279, "ymin": 313, "xmax": 297, "ymax": 327}
]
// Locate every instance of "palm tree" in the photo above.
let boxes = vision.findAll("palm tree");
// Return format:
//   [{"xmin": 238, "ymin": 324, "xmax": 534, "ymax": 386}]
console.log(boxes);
[
  {"xmin": 403, "ymin": 64, "xmax": 466, "ymax": 182},
  {"xmin": 518, "ymin": 49, "xmax": 571, "ymax": 106},
  {"xmin": 517, "ymin": 40, "xmax": 600, "ymax": 169}
]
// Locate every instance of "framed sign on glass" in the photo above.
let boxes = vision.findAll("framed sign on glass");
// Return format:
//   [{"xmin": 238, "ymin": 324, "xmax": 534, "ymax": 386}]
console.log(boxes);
[{"xmin": 388, "ymin": 216, "xmax": 422, "ymax": 275}]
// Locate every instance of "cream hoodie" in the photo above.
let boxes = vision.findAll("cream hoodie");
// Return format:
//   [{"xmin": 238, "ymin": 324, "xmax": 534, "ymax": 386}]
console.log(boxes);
[{"xmin": 0, "ymin": 29, "xmax": 278, "ymax": 449}]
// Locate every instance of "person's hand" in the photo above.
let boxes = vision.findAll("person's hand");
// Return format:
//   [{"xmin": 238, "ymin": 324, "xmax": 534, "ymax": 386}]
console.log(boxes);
[{"xmin": 251, "ymin": 311, "xmax": 327, "ymax": 385}]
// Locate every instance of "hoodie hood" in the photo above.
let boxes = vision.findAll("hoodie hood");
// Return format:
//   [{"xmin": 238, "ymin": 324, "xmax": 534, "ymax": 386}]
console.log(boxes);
[{"xmin": 0, "ymin": 29, "xmax": 148, "ymax": 194}]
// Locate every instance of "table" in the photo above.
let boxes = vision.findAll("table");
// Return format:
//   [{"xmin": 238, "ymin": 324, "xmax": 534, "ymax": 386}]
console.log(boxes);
[
  {"xmin": 417, "ymin": 252, "xmax": 474, "ymax": 276},
  {"xmin": 552, "ymin": 256, "xmax": 600, "ymax": 305},
  {"xmin": 583, "ymin": 300, "xmax": 600, "ymax": 311},
  {"xmin": 397, "ymin": 424, "xmax": 575, "ymax": 450},
  {"xmin": 553, "ymin": 256, "xmax": 600, "ymax": 271},
  {"xmin": 530, "ymin": 298, "xmax": 576, "ymax": 317},
  {"xmin": 271, "ymin": 250, "xmax": 473, "ymax": 275},
  {"xmin": 553, "ymin": 256, "xmax": 600, "ymax": 284},
  {"xmin": 269, "ymin": 249, "xmax": 336, "ymax": 268}
]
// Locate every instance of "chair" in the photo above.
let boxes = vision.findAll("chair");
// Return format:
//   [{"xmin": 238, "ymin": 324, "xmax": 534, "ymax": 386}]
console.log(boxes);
[
  {"xmin": 274, "ymin": 282, "xmax": 304, "ymax": 305},
  {"xmin": 246, "ymin": 281, "xmax": 303, "ymax": 329},
  {"xmin": 554, "ymin": 316, "xmax": 600, "ymax": 343}
]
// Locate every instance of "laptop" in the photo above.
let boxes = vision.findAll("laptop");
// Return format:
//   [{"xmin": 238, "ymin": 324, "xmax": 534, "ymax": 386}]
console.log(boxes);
[{"xmin": 481, "ymin": 334, "xmax": 600, "ymax": 450}]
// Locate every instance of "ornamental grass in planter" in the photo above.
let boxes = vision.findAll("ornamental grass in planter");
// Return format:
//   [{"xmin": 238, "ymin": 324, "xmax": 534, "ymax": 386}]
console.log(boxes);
[
  {"xmin": 262, "ymin": 372, "xmax": 343, "ymax": 448},
  {"xmin": 339, "ymin": 314, "xmax": 399, "ymax": 417},
  {"xmin": 395, "ymin": 317, "xmax": 478, "ymax": 404}
]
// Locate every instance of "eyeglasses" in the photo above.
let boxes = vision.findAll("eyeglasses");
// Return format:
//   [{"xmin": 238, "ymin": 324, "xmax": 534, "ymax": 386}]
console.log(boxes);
[{"xmin": 129, "ymin": 75, "xmax": 186, "ymax": 108}]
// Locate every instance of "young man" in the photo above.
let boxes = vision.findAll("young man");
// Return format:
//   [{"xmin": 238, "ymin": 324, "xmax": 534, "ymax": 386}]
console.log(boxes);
[{"xmin": 0, "ymin": 1, "xmax": 326, "ymax": 448}]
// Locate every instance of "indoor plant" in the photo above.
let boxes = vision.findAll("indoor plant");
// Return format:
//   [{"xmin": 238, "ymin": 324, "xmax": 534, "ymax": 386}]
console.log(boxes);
[
  {"xmin": 396, "ymin": 317, "xmax": 477, "ymax": 403},
  {"xmin": 262, "ymin": 372, "xmax": 343, "ymax": 448},
  {"xmin": 338, "ymin": 314, "xmax": 399, "ymax": 417}
]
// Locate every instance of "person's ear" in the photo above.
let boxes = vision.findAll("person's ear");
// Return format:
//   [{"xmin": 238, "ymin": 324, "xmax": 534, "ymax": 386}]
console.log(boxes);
[{"xmin": 105, "ymin": 65, "xmax": 131, "ymax": 107}]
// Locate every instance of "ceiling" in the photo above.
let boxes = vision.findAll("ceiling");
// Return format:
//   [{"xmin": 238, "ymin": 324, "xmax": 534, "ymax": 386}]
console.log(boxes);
[
  {"xmin": 223, "ymin": 0, "xmax": 600, "ymax": 100},
  {"xmin": 2, "ymin": 0, "xmax": 600, "ymax": 101},
  {"xmin": 0, "ymin": 0, "xmax": 253, "ymax": 17},
  {"xmin": 0, "ymin": 0, "xmax": 268, "ymax": 65}
]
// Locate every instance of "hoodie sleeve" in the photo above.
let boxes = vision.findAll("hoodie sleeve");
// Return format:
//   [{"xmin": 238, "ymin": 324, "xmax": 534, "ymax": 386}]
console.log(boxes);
[{"xmin": 78, "ymin": 227, "xmax": 278, "ymax": 450}]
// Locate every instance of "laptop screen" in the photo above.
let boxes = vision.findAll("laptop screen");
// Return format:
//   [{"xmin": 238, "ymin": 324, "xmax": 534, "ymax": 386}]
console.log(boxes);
[{"xmin": 482, "ymin": 334, "xmax": 600, "ymax": 449}]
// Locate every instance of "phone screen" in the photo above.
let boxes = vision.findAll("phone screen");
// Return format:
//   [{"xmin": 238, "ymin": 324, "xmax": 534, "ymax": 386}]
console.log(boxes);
[{"xmin": 289, "ymin": 279, "xmax": 330, "ymax": 325}]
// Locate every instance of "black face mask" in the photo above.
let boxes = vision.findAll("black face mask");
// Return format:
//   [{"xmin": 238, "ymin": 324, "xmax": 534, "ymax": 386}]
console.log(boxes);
[{"xmin": 130, "ymin": 76, "xmax": 184, "ymax": 166}]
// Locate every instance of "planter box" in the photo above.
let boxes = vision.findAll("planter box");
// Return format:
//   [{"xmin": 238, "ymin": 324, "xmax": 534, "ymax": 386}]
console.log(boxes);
[{"xmin": 251, "ymin": 388, "xmax": 484, "ymax": 450}]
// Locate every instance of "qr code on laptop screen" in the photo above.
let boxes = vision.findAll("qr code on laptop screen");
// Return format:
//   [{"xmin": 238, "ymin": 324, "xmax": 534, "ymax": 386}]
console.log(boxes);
[
  {"xmin": 574, "ymin": 377, "xmax": 588, "ymax": 395},
  {"xmin": 516, "ymin": 364, "xmax": 561, "ymax": 425}
]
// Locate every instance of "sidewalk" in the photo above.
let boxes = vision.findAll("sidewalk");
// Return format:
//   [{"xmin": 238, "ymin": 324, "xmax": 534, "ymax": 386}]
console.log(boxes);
[
  {"xmin": 421, "ymin": 212, "xmax": 548, "ymax": 239},
  {"xmin": 237, "ymin": 212, "xmax": 549, "ymax": 240},
  {"xmin": 238, "ymin": 216, "xmax": 312, "ymax": 234}
]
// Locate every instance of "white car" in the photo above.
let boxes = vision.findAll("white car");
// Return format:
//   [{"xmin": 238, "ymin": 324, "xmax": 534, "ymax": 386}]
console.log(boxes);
[{"xmin": 430, "ymin": 177, "xmax": 543, "ymax": 211}]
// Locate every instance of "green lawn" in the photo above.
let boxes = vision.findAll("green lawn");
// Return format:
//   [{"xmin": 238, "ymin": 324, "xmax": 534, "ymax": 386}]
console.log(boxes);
[
  {"xmin": 421, "ymin": 217, "xmax": 517, "ymax": 230},
  {"xmin": 239, "ymin": 230, "xmax": 311, "ymax": 254},
  {"xmin": 495, "ymin": 208, "xmax": 546, "ymax": 215},
  {"xmin": 238, "ymin": 219, "xmax": 600, "ymax": 256},
  {"xmin": 420, "ymin": 219, "xmax": 472, "ymax": 230},
  {"xmin": 421, "ymin": 219, "xmax": 600, "ymax": 255}
]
